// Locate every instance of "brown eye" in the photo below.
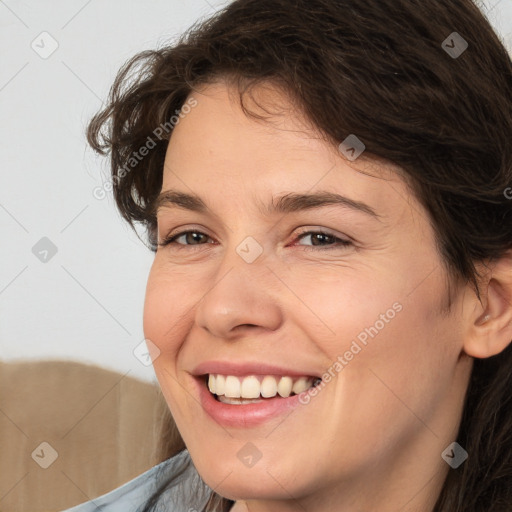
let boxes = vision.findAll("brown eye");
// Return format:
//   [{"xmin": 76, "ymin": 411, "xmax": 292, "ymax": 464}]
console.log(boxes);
[
  {"xmin": 159, "ymin": 230, "xmax": 212, "ymax": 247},
  {"xmin": 294, "ymin": 230, "xmax": 352, "ymax": 250}
]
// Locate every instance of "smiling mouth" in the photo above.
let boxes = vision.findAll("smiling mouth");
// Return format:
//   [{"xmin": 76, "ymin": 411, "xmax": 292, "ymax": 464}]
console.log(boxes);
[{"xmin": 204, "ymin": 374, "xmax": 322, "ymax": 404}]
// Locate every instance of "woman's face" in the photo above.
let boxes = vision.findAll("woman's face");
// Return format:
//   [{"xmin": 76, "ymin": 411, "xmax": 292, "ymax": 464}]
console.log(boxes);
[{"xmin": 143, "ymin": 82, "xmax": 473, "ymax": 509}]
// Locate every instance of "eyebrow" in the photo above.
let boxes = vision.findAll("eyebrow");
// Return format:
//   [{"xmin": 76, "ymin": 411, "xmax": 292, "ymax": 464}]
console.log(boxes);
[{"xmin": 153, "ymin": 190, "xmax": 381, "ymax": 219}]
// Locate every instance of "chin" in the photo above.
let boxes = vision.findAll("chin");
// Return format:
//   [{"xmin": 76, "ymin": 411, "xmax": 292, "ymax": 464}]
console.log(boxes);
[
  {"xmin": 202, "ymin": 474, "xmax": 302, "ymax": 503},
  {"xmin": 192, "ymin": 452, "xmax": 318, "ymax": 503}
]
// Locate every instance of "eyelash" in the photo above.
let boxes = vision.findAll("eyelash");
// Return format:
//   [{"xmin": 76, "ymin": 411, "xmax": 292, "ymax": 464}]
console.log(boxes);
[{"xmin": 158, "ymin": 229, "xmax": 352, "ymax": 251}]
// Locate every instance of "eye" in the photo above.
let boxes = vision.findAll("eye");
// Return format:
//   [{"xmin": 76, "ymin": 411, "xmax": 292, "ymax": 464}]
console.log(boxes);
[
  {"xmin": 158, "ymin": 230, "xmax": 213, "ymax": 248},
  {"xmin": 292, "ymin": 230, "xmax": 352, "ymax": 251},
  {"xmin": 158, "ymin": 228, "xmax": 352, "ymax": 251}
]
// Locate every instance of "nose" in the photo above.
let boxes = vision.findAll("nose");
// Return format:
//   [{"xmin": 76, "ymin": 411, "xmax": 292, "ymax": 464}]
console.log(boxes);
[{"xmin": 194, "ymin": 249, "xmax": 284, "ymax": 339}]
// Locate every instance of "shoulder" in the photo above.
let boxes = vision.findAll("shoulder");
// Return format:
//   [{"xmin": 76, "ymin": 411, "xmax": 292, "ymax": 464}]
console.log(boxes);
[{"xmin": 59, "ymin": 450, "xmax": 210, "ymax": 512}]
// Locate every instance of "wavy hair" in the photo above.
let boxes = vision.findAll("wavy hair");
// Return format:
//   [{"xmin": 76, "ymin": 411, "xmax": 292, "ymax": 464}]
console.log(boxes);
[{"xmin": 87, "ymin": 0, "xmax": 512, "ymax": 510}]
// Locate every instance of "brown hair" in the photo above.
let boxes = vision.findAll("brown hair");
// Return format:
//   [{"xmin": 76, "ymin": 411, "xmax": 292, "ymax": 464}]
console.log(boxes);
[{"xmin": 87, "ymin": 0, "xmax": 512, "ymax": 510}]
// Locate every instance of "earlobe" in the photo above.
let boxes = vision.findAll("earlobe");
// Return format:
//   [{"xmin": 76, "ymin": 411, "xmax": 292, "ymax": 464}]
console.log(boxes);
[{"xmin": 463, "ymin": 251, "xmax": 512, "ymax": 359}]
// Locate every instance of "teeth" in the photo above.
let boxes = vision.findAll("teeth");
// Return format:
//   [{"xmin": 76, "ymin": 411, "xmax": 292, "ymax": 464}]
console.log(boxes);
[
  {"xmin": 215, "ymin": 374, "xmax": 225, "ymax": 395},
  {"xmin": 277, "ymin": 376, "xmax": 293, "ymax": 397},
  {"xmin": 208, "ymin": 374, "xmax": 215, "ymax": 394},
  {"xmin": 207, "ymin": 374, "xmax": 316, "ymax": 399},
  {"xmin": 260, "ymin": 375, "xmax": 277, "ymax": 398},
  {"xmin": 292, "ymin": 377, "xmax": 310, "ymax": 394},
  {"xmin": 224, "ymin": 375, "xmax": 241, "ymax": 398},
  {"xmin": 240, "ymin": 375, "xmax": 261, "ymax": 399},
  {"xmin": 218, "ymin": 396, "xmax": 263, "ymax": 405}
]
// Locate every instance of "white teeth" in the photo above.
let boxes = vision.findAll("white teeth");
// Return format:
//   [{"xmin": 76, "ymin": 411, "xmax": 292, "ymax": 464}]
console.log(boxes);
[
  {"xmin": 215, "ymin": 374, "xmax": 225, "ymax": 396},
  {"xmin": 207, "ymin": 374, "xmax": 315, "ymax": 399},
  {"xmin": 260, "ymin": 375, "xmax": 277, "ymax": 398},
  {"xmin": 277, "ymin": 376, "xmax": 293, "ymax": 397},
  {"xmin": 292, "ymin": 377, "xmax": 310, "ymax": 394},
  {"xmin": 240, "ymin": 375, "xmax": 261, "ymax": 399},
  {"xmin": 208, "ymin": 374, "xmax": 215, "ymax": 394},
  {"xmin": 218, "ymin": 396, "xmax": 263, "ymax": 405},
  {"xmin": 224, "ymin": 375, "xmax": 241, "ymax": 398}
]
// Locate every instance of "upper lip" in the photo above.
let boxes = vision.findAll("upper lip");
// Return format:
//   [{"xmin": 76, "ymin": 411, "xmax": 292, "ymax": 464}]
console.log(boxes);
[{"xmin": 191, "ymin": 360, "xmax": 321, "ymax": 378}]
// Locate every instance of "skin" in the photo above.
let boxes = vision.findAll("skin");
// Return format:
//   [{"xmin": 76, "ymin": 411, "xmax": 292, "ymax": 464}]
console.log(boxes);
[{"xmin": 143, "ymin": 81, "xmax": 512, "ymax": 512}]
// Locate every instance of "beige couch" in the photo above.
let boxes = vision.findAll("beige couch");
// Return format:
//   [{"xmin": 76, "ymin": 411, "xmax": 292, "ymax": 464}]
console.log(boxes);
[{"xmin": 0, "ymin": 360, "xmax": 171, "ymax": 512}]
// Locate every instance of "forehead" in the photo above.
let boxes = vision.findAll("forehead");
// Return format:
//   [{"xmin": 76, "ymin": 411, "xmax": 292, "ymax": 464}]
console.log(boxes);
[{"xmin": 161, "ymin": 81, "xmax": 418, "ymax": 225}]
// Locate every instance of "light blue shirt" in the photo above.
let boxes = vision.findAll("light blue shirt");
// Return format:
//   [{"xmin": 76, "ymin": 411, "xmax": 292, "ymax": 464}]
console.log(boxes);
[{"xmin": 60, "ymin": 449, "xmax": 213, "ymax": 512}]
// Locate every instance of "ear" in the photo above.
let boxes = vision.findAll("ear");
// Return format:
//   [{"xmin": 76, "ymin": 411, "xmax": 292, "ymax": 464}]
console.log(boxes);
[{"xmin": 463, "ymin": 250, "xmax": 512, "ymax": 359}]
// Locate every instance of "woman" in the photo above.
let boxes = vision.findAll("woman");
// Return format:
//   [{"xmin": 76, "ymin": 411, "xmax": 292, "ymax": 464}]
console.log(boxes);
[{"xmin": 63, "ymin": 0, "xmax": 512, "ymax": 510}]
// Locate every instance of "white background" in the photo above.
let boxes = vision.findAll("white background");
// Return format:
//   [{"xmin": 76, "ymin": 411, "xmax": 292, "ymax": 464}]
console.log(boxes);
[{"xmin": 1, "ymin": 0, "xmax": 511, "ymax": 383}]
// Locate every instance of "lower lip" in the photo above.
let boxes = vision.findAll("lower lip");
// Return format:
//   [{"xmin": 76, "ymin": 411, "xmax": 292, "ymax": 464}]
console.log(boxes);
[{"xmin": 194, "ymin": 377, "xmax": 308, "ymax": 428}]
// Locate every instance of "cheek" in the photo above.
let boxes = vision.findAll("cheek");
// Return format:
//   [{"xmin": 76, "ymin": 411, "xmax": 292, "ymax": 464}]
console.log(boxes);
[
  {"xmin": 291, "ymin": 266, "xmax": 406, "ymax": 357},
  {"xmin": 142, "ymin": 263, "xmax": 192, "ymax": 356},
  {"xmin": 142, "ymin": 261, "xmax": 209, "ymax": 413},
  {"xmin": 298, "ymin": 265, "xmax": 457, "ymax": 431},
  {"xmin": 143, "ymin": 274, "xmax": 196, "ymax": 432},
  {"xmin": 297, "ymin": 256, "xmax": 454, "ymax": 365}
]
